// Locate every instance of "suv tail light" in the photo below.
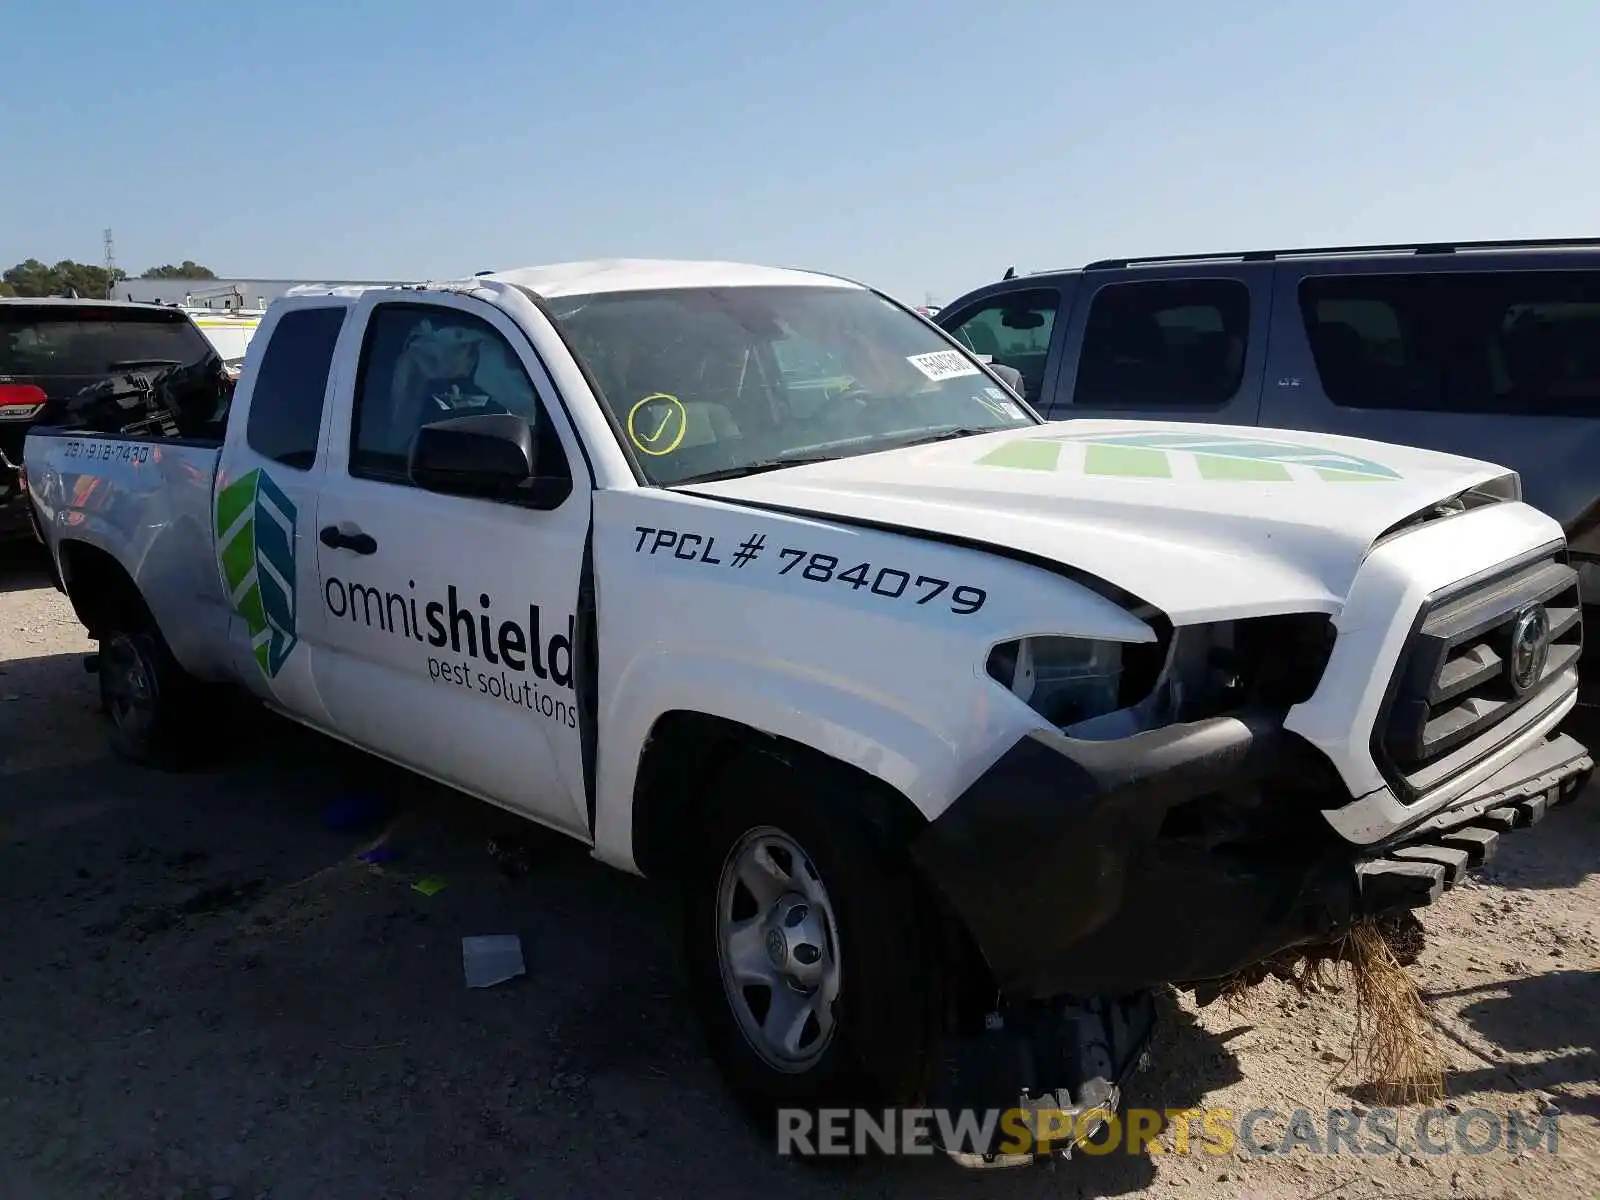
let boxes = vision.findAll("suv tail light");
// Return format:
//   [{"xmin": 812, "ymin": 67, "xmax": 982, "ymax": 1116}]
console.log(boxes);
[{"xmin": 0, "ymin": 383, "xmax": 48, "ymax": 421}]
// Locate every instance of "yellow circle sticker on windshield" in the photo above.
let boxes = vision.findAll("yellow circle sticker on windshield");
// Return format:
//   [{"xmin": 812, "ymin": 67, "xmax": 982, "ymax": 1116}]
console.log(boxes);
[{"xmin": 627, "ymin": 393, "xmax": 688, "ymax": 456}]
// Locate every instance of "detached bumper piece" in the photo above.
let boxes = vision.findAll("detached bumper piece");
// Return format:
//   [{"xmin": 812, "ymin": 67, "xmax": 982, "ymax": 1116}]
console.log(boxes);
[
  {"xmin": 912, "ymin": 709, "xmax": 1361, "ymax": 1001},
  {"xmin": 1356, "ymin": 733, "xmax": 1592, "ymax": 911},
  {"xmin": 928, "ymin": 991, "xmax": 1157, "ymax": 1166},
  {"xmin": 912, "ymin": 713, "xmax": 1592, "ymax": 1005}
]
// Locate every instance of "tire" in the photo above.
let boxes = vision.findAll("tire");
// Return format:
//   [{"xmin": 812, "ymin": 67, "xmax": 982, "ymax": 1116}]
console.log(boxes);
[
  {"xmin": 98, "ymin": 626, "xmax": 206, "ymax": 768},
  {"xmin": 683, "ymin": 749, "xmax": 944, "ymax": 1124}
]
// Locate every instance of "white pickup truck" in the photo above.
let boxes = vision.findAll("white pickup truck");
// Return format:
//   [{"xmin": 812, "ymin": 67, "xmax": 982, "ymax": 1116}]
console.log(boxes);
[{"xmin": 22, "ymin": 259, "xmax": 1592, "ymax": 1159}]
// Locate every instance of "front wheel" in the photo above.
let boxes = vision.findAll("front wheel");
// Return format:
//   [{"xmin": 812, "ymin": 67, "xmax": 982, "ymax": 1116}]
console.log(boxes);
[{"xmin": 684, "ymin": 752, "xmax": 944, "ymax": 1122}]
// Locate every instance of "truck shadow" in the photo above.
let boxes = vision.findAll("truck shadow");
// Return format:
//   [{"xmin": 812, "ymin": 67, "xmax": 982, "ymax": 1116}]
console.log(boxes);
[
  {"xmin": 0, "ymin": 681, "xmax": 1243, "ymax": 1197},
  {"xmin": 1421, "ymin": 970, "xmax": 1600, "ymax": 1120},
  {"xmin": 0, "ymin": 541, "xmax": 53, "ymax": 595},
  {"xmin": 0, "ymin": 650, "xmax": 101, "ymax": 776},
  {"xmin": 1454, "ymin": 771, "xmax": 1600, "ymax": 894}
]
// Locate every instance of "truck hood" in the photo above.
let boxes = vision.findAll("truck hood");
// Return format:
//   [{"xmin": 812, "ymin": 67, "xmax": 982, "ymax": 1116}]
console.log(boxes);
[{"xmin": 680, "ymin": 420, "xmax": 1517, "ymax": 623}]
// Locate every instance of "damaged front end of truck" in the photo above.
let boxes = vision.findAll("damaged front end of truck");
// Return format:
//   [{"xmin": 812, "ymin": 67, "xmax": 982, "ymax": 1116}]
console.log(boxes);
[{"xmin": 907, "ymin": 560, "xmax": 1592, "ymax": 1164}]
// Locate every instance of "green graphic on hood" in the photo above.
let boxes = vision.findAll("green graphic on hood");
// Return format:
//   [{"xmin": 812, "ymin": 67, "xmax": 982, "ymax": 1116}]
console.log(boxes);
[
  {"xmin": 216, "ymin": 468, "xmax": 299, "ymax": 677},
  {"xmin": 976, "ymin": 431, "xmax": 1402, "ymax": 482}
]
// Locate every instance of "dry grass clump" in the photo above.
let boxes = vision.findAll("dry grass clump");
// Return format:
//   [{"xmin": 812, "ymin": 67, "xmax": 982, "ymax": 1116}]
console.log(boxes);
[{"xmin": 1201, "ymin": 911, "xmax": 1445, "ymax": 1104}]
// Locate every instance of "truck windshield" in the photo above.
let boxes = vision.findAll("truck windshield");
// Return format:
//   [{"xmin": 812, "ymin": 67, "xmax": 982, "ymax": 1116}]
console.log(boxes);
[{"xmin": 546, "ymin": 285, "xmax": 1036, "ymax": 485}]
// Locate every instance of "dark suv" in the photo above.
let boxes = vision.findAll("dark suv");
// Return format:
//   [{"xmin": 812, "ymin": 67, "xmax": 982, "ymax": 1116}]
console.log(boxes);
[
  {"xmin": 0, "ymin": 298, "xmax": 226, "ymax": 541},
  {"xmin": 935, "ymin": 237, "xmax": 1600, "ymax": 614}
]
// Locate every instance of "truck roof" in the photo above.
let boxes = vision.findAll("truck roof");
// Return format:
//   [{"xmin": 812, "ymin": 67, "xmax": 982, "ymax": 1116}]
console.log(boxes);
[
  {"xmin": 276, "ymin": 260, "xmax": 865, "ymax": 306},
  {"xmin": 482, "ymin": 258, "xmax": 862, "ymax": 298}
]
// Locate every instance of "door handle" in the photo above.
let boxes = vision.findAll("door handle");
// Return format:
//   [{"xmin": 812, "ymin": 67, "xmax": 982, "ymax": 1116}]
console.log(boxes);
[{"xmin": 319, "ymin": 524, "xmax": 378, "ymax": 555}]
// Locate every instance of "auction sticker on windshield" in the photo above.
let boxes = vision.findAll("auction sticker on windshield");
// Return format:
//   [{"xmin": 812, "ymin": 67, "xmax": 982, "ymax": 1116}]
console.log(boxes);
[{"xmin": 906, "ymin": 350, "xmax": 981, "ymax": 382}]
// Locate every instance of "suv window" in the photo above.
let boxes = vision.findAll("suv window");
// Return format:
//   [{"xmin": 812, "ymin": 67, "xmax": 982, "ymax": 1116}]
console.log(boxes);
[
  {"xmin": 1072, "ymin": 279, "xmax": 1250, "ymax": 407},
  {"xmin": 945, "ymin": 289, "xmax": 1059, "ymax": 405},
  {"xmin": 350, "ymin": 303, "xmax": 567, "ymax": 486},
  {"xmin": 245, "ymin": 307, "xmax": 347, "ymax": 469},
  {"xmin": 0, "ymin": 306, "xmax": 214, "ymax": 385},
  {"xmin": 1300, "ymin": 271, "xmax": 1600, "ymax": 414}
]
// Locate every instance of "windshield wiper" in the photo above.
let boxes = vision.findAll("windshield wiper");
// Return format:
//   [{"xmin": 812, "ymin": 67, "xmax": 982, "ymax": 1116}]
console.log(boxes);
[
  {"xmin": 674, "ymin": 454, "xmax": 836, "ymax": 485},
  {"xmin": 107, "ymin": 358, "xmax": 184, "ymax": 370},
  {"xmin": 883, "ymin": 426, "xmax": 1000, "ymax": 450}
]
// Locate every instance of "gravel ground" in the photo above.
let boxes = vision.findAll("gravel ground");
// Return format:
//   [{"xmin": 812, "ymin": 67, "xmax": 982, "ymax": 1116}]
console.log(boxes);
[{"xmin": 2, "ymin": 543, "xmax": 1598, "ymax": 1199}]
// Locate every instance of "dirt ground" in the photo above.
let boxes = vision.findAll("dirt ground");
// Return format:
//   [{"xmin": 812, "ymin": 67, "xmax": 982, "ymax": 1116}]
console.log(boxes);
[{"xmin": 2, "ymin": 544, "xmax": 1598, "ymax": 1200}]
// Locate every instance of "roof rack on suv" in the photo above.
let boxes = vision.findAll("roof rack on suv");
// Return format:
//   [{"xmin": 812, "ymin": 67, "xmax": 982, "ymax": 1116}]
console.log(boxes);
[{"xmin": 1081, "ymin": 236, "xmax": 1600, "ymax": 272}]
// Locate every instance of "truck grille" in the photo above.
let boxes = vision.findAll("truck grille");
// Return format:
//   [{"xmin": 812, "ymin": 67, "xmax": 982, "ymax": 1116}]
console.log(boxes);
[{"xmin": 1379, "ymin": 549, "xmax": 1581, "ymax": 800}]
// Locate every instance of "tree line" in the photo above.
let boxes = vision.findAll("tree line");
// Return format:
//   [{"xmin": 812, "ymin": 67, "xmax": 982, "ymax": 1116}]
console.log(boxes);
[{"xmin": 0, "ymin": 258, "xmax": 218, "ymax": 299}]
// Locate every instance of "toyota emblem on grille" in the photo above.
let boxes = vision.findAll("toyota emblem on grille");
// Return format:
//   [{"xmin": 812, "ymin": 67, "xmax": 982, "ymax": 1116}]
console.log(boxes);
[{"xmin": 1507, "ymin": 604, "xmax": 1551, "ymax": 694}]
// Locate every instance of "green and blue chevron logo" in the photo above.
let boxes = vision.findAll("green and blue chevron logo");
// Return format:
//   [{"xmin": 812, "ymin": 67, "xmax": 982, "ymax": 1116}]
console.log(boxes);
[
  {"xmin": 977, "ymin": 430, "xmax": 1403, "ymax": 483},
  {"xmin": 216, "ymin": 468, "xmax": 299, "ymax": 677}
]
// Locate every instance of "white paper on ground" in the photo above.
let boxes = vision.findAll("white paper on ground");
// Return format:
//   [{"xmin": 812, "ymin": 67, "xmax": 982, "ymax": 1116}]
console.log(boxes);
[{"xmin": 462, "ymin": 934, "xmax": 526, "ymax": 988}]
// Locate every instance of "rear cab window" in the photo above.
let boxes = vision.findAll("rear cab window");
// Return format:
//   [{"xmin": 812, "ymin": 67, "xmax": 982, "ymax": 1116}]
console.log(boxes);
[
  {"xmin": 1071, "ymin": 279, "xmax": 1251, "ymax": 408},
  {"xmin": 244, "ymin": 306, "xmax": 349, "ymax": 469},
  {"xmin": 1299, "ymin": 270, "xmax": 1600, "ymax": 414}
]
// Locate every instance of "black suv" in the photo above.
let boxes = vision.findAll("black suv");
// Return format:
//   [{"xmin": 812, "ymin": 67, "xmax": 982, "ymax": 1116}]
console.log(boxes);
[{"xmin": 0, "ymin": 298, "xmax": 227, "ymax": 541}]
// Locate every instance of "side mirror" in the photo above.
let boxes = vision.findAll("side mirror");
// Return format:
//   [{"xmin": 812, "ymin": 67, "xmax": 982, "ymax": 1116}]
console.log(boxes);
[{"xmin": 409, "ymin": 413, "xmax": 571, "ymax": 508}]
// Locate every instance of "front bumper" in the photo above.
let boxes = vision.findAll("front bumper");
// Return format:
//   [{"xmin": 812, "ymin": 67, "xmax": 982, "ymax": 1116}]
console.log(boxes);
[{"xmin": 911, "ymin": 711, "xmax": 1591, "ymax": 1003}]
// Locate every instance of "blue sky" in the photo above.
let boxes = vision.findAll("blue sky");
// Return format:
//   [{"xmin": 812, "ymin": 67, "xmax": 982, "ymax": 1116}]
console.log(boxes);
[{"xmin": 2, "ymin": 0, "xmax": 1594, "ymax": 303}]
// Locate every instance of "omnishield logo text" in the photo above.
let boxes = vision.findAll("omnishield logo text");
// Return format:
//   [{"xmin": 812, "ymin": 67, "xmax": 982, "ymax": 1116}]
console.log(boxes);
[
  {"xmin": 323, "ymin": 577, "xmax": 578, "ymax": 728},
  {"xmin": 217, "ymin": 468, "xmax": 299, "ymax": 677}
]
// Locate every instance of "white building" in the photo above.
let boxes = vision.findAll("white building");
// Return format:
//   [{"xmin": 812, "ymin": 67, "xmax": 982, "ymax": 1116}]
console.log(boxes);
[{"xmin": 113, "ymin": 277, "xmax": 409, "ymax": 311}]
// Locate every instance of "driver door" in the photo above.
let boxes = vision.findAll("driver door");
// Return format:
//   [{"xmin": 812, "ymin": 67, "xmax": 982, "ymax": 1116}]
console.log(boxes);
[{"xmin": 310, "ymin": 293, "xmax": 593, "ymax": 837}]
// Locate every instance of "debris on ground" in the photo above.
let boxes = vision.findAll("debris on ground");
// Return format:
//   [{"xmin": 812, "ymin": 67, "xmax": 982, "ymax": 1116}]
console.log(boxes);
[
  {"xmin": 322, "ymin": 794, "xmax": 397, "ymax": 833},
  {"xmin": 1194, "ymin": 910, "xmax": 1445, "ymax": 1103},
  {"xmin": 463, "ymin": 934, "xmax": 526, "ymax": 989},
  {"xmin": 411, "ymin": 876, "xmax": 448, "ymax": 897},
  {"xmin": 486, "ymin": 835, "xmax": 536, "ymax": 878}
]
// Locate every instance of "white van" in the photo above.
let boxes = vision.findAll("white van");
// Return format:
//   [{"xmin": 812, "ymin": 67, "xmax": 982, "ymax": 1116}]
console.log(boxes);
[{"xmin": 184, "ymin": 308, "xmax": 263, "ymax": 376}]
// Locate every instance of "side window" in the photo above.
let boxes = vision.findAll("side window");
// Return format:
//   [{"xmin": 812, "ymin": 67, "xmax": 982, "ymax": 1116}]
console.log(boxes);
[
  {"xmin": 945, "ymin": 290, "xmax": 1059, "ymax": 405},
  {"xmin": 1298, "ymin": 274, "xmax": 1443, "ymax": 409},
  {"xmin": 1300, "ymin": 271, "xmax": 1600, "ymax": 414},
  {"xmin": 245, "ymin": 306, "xmax": 347, "ymax": 469},
  {"xmin": 349, "ymin": 303, "xmax": 568, "ymax": 486},
  {"xmin": 1071, "ymin": 279, "xmax": 1250, "ymax": 408}
]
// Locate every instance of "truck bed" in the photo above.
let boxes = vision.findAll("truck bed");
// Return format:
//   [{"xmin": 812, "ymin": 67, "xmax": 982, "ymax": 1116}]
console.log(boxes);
[{"xmin": 22, "ymin": 428, "xmax": 236, "ymax": 682}]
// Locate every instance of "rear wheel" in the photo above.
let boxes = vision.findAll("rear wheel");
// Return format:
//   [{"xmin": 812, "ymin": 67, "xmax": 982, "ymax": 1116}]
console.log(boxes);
[
  {"xmin": 98, "ymin": 626, "xmax": 206, "ymax": 768},
  {"xmin": 684, "ymin": 751, "xmax": 944, "ymax": 1122}
]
